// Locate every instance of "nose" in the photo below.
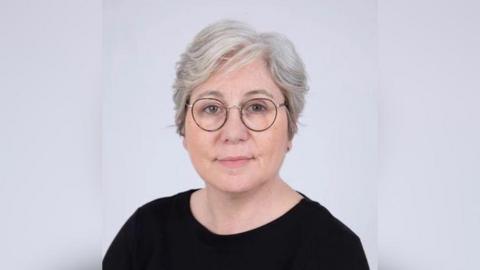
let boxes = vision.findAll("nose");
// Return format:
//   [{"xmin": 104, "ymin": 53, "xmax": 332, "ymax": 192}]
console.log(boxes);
[{"xmin": 220, "ymin": 106, "xmax": 249, "ymax": 144}]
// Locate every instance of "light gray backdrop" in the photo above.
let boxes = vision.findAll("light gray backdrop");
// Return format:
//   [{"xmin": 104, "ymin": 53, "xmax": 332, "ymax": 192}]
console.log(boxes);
[
  {"xmin": 378, "ymin": 1, "xmax": 480, "ymax": 269},
  {"xmin": 3, "ymin": 1, "xmax": 478, "ymax": 270},
  {"xmin": 0, "ymin": 1, "xmax": 102, "ymax": 270},
  {"xmin": 102, "ymin": 0, "xmax": 377, "ymax": 269}
]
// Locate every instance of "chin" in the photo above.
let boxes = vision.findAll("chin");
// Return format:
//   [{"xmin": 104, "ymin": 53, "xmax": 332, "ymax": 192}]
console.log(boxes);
[{"xmin": 207, "ymin": 175, "xmax": 264, "ymax": 195}]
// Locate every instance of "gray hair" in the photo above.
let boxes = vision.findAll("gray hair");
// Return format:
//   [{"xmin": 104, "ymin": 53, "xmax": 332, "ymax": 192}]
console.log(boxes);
[{"xmin": 173, "ymin": 19, "xmax": 309, "ymax": 140}]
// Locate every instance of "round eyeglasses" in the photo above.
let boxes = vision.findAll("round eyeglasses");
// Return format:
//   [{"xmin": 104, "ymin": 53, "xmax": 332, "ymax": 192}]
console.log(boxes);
[{"xmin": 186, "ymin": 98, "xmax": 288, "ymax": 132}]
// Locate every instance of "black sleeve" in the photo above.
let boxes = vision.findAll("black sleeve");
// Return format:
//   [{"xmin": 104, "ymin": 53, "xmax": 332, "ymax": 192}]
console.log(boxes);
[
  {"xmin": 103, "ymin": 209, "xmax": 139, "ymax": 270},
  {"xmin": 304, "ymin": 231, "xmax": 370, "ymax": 270},
  {"xmin": 337, "ymin": 234, "xmax": 370, "ymax": 270}
]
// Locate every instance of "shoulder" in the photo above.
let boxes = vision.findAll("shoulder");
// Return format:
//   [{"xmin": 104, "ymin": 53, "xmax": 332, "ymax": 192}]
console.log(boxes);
[
  {"xmin": 132, "ymin": 189, "xmax": 194, "ymax": 224},
  {"xmin": 298, "ymin": 197, "xmax": 370, "ymax": 269},
  {"xmin": 103, "ymin": 189, "xmax": 196, "ymax": 268},
  {"xmin": 301, "ymin": 199, "xmax": 360, "ymax": 242},
  {"xmin": 114, "ymin": 189, "xmax": 194, "ymax": 251}
]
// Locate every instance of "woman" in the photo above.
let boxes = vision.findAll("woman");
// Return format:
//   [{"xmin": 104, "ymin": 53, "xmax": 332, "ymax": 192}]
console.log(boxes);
[{"xmin": 103, "ymin": 20, "xmax": 370, "ymax": 270}]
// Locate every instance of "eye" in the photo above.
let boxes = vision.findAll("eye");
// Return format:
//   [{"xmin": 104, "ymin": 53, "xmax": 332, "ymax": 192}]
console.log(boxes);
[
  {"xmin": 203, "ymin": 105, "xmax": 221, "ymax": 114},
  {"xmin": 246, "ymin": 103, "xmax": 268, "ymax": 113}
]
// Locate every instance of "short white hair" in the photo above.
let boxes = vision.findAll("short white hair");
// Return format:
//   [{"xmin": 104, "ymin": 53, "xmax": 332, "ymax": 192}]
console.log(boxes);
[{"xmin": 173, "ymin": 19, "xmax": 309, "ymax": 139}]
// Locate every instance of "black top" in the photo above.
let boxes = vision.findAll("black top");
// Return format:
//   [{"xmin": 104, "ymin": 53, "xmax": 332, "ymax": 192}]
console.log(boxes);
[{"xmin": 103, "ymin": 189, "xmax": 370, "ymax": 270}]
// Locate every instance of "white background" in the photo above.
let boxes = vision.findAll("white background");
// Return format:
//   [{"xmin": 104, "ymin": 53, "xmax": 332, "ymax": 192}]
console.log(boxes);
[
  {"xmin": 103, "ymin": 0, "xmax": 377, "ymax": 268},
  {"xmin": 1, "ymin": 1, "xmax": 479, "ymax": 270},
  {"xmin": 0, "ymin": 1, "xmax": 102, "ymax": 269},
  {"xmin": 378, "ymin": 1, "xmax": 480, "ymax": 269}
]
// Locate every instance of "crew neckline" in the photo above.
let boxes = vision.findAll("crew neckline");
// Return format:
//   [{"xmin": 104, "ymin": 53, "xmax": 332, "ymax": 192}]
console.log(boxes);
[{"xmin": 183, "ymin": 188, "xmax": 309, "ymax": 247}]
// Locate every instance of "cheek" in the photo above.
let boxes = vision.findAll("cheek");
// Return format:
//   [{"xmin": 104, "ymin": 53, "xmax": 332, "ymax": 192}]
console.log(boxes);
[
  {"xmin": 257, "ymin": 116, "xmax": 289, "ymax": 162},
  {"xmin": 184, "ymin": 117, "xmax": 212, "ymax": 160}
]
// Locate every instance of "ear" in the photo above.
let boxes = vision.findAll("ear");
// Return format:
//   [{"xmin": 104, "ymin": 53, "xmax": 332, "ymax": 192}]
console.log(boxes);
[{"xmin": 287, "ymin": 140, "xmax": 292, "ymax": 152}]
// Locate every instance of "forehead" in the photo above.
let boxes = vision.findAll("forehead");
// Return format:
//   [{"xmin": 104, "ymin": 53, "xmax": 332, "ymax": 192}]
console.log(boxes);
[{"xmin": 190, "ymin": 58, "xmax": 283, "ymax": 101}]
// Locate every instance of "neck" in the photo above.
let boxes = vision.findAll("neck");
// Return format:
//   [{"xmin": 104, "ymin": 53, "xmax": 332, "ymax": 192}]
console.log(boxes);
[{"xmin": 195, "ymin": 177, "xmax": 301, "ymax": 235}]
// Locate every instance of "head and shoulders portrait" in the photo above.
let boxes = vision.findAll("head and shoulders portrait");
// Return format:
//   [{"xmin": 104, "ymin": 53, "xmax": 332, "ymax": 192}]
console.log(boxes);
[{"xmin": 103, "ymin": 3, "xmax": 376, "ymax": 269}]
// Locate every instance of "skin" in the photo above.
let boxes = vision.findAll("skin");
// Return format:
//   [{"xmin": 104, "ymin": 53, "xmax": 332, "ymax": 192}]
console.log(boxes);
[{"xmin": 183, "ymin": 58, "xmax": 304, "ymax": 235}]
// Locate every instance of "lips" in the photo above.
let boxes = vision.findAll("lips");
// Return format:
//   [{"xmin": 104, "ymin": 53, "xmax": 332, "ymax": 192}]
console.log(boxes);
[
  {"xmin": 216, "ymin": 156, "xmax": 254, "ymax": 169},
  {"xmin": 218, "ymin": 156, "xmax": 253, "ymax": 161}
]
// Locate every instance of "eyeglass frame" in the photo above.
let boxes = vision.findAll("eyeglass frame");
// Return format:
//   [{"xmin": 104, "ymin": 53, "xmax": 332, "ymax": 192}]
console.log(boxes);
[{"xmin": 185, "ymin": 97, "xmax": 288, "ymax": 132}]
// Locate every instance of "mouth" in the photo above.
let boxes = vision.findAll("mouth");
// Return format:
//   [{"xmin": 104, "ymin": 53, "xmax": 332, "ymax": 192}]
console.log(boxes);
[{"xmin": 216, "ymin": 156, "xmax": 254, "ymax": 169}]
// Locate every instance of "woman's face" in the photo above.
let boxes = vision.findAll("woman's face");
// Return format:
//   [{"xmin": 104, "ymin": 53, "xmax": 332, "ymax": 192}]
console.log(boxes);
[{"xmin": 183, "ymin": 58, "xmax": 292, "ymax": 194}]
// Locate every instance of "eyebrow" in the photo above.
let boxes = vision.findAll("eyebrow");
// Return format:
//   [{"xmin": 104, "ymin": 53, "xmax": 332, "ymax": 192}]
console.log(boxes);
[{"xmin": 194, "ymin": 89, "xmax": 274, "ymax": 100}]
